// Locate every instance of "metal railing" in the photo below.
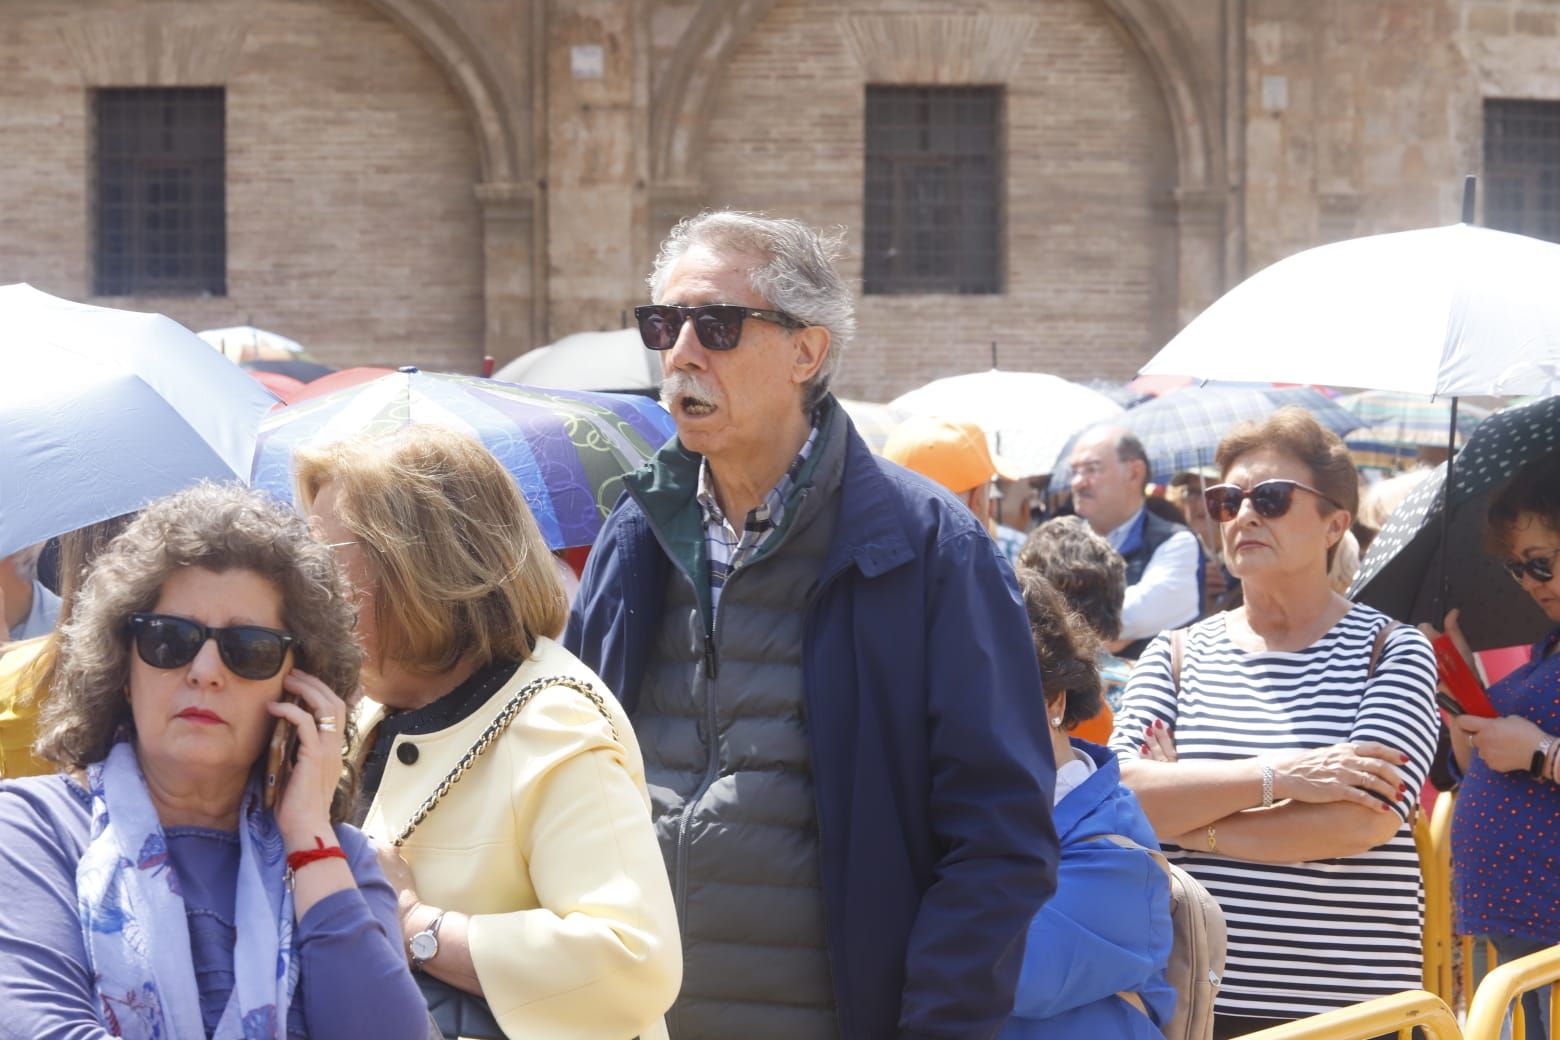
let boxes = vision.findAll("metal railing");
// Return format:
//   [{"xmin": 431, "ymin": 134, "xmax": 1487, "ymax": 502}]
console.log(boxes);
[
  {"xmin": 1464, "ymin": 945, "xmax": 1560, "ymax": 1040},
  {"xmin": 1233, "ymin": 990, "xmax": 1463, "ymax": 1039}
]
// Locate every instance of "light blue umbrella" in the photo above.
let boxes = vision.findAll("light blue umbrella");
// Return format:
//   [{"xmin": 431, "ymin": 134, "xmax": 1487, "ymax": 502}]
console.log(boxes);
[{"xmin": 0, "ymin": 284, "xmax": 275, "ymax": 557}]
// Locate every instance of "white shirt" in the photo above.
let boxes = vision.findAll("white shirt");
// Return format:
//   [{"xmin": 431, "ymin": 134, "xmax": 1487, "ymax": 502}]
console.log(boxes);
[
  {"xmin": 1105, "ymin": 507, "xmax": 1201, "ymax": 642},
  {"xmin": 1051, "ymin": 746, "xmax": 1099, "ymax": 806}
]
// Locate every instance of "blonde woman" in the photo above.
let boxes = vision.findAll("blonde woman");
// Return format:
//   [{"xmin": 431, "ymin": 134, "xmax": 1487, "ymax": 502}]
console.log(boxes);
[{"xmin": 295, "ymin": 425, "xmax": 680, "ymax": 1040}]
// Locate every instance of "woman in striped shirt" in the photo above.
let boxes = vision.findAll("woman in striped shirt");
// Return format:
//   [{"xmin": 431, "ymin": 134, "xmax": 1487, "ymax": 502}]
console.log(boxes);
[{"xmin": 1110, "ymin": 407, "xmax": 1440, "ymax": 1038}]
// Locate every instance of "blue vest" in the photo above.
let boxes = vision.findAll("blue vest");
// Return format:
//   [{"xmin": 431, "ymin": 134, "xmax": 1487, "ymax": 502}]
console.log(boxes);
[{"xmin": 1118, "ymin": 509, "xmax": 1203, "ymax": 658}]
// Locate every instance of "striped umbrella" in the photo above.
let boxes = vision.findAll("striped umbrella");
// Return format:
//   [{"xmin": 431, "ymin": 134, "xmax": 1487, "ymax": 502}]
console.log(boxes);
[
  {"xmin": 1051, "ymin": 385, "xmax": 1363, "ymax": 487},
  {"xmin": 250, "ymin": 367, "xmax": 676, "ymax": 550}
]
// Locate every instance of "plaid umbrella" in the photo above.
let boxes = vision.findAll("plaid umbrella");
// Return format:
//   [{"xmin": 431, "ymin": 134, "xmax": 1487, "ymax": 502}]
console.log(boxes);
[
  {"xmin": 1350, "ymin": 395, "xmax": 1560, "ymax": 650},
  {"xmin": 838, "ymin": 398, "xmax": 901, "ymax": 454},
  {"xmin": 250, "ymin": 367, "xmax": 676, "ymax": 550},
  {"xmin": 1340, "ymin": 391, "xmax": 1491, "ymax": 469},
  {"xmin": 1051, "ymin": 385, "xmax": 1363, "ymax": 487}
]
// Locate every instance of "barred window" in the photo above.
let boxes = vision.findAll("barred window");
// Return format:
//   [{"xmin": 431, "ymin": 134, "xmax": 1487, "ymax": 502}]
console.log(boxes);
[
  {"xmin": 94, "ymin": 87, "xmax": 226, "ymax": 296},
  {"xmin": 1484, "ymin": 99, "xmax": 1560, "ymax": 244},
  {"xmin": 864, "ymin": 85, "xmax": 1003, "ymax": 295}
]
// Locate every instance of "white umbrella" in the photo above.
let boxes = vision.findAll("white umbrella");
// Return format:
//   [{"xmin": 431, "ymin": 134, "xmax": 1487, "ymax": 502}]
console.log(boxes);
[
  {"xmin": 889, "ymin": 370, "xmax": 1123, "ymax": 477},
  {"xmin": 2, "ymin": 285, "xmax": 275, "ymax": 557},
  {"xmin": 1140, "ymin": 222, "xmax": 1560, "ymax": 397},
  {"xmin": 197, "ymin": 325, "xmax": 310, "ymax": 363},
  {"xmin": 495, "ymin": 328, "xmax": 661, "ymax": 395}
]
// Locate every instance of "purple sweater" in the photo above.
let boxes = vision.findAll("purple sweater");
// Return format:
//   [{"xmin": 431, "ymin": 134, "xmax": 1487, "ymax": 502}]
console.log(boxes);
[{"xmin": 0, "ymin": 774, "xmax": 428, "ymax": 1040}]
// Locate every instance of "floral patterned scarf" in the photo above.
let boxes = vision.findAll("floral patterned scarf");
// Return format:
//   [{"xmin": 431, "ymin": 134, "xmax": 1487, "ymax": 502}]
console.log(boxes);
[{"xmin": 76, "ymin": 741, "xmax": 299, "ymax": 1039}]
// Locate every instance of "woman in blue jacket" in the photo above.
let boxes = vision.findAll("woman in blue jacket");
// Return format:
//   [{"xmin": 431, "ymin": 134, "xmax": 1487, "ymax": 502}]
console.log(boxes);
[{"xmin": 1002, "ymin": 571, "xmax": 1176, "ymax": 1040}]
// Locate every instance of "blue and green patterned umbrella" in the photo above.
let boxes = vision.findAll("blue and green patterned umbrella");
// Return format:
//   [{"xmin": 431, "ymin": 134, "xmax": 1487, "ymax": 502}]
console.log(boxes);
[{"xmin": 250, "ymin": 367, "xmax": 675, "ymax": 550}]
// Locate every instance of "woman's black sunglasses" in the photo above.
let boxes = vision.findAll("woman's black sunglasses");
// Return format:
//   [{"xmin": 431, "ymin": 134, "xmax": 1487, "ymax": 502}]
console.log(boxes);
[
  {"xmin": 127, "ymin": 612, "xmax": 295, "ymax": 681},
  {"xmin": 633, "ymin": 303, "xmax": 808, "ymax": 352},
  {"xmin": 1505, "ymin": 548, "xmax": 1560, "ymax": 585},
  {"xmin": 1203, "ymin": 478, "xmax": 1345, "ymax": 523}
]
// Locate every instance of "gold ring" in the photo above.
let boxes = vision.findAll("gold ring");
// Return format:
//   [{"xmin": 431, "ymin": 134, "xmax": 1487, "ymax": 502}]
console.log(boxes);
[{"xmin": 317, "ymin": 716, "xmax": 339, "ymax": 733}]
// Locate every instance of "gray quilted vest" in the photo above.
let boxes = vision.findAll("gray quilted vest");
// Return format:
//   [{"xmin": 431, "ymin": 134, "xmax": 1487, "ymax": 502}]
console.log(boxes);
[{"xmin": 633, "ymin": 418, "xmax": 846, "ymax": 1040}]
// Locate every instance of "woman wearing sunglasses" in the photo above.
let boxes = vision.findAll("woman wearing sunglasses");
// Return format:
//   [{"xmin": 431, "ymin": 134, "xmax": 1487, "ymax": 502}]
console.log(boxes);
[
  {"xmin": 1423, "ymin": 452, "xmax": 1560, "ymax": 1040},
  {"xmin": 295, "ymin": 426, "xmax": 679, "ymax": 1040},
  {"xmin": 1109, "ymin": 406, "xmax": 1440, "ymax": 1038},
  {"xmin": 0, "ymin": 483, "xmax": 426, "ymax": 1039}
]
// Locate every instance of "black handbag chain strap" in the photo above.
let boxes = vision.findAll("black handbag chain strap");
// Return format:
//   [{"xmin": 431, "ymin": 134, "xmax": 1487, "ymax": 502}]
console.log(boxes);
[{"xmin": 390, "ymin": 675, "xmax": 617, "ymax": 848}]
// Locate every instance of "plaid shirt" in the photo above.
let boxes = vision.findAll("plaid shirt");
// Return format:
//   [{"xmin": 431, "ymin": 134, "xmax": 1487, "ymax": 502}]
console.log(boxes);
[{"xmin": 697, "ymin": 422, "xmax": 821, "ymax": 616}]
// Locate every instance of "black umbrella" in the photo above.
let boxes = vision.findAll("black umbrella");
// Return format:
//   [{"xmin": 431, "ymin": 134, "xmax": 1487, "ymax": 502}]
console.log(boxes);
[{"xmin": 1350, "ymin": 395, "xmax": 1560, "ymax": 650}]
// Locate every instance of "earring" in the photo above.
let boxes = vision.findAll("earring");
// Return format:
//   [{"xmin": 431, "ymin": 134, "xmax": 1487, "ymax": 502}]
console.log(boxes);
[{"xmin": 1050, "ymin": 715, "xmax": 1063, "ymax": 728}]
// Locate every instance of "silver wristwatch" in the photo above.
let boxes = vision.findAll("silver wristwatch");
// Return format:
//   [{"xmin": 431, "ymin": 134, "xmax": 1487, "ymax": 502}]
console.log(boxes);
[{"xmin": 409, "ymin": 911, "xmax": 446, "ymax": 970}]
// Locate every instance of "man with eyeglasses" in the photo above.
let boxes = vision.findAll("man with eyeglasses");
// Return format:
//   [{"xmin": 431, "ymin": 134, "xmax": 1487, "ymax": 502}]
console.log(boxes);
[
  {"xmin": 1068, "ymin": 426, "xmax": 1203, "ymax": 658},
  {"xmin": 566, "ymin": 211, "xmax": 1058, "ymax": 1040}
]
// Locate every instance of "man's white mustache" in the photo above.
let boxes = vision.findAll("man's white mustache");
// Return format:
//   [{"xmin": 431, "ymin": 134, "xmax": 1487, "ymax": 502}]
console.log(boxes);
[{"xmin": 661, "ymin": 372, "xmax": 723, "ymax": 410}]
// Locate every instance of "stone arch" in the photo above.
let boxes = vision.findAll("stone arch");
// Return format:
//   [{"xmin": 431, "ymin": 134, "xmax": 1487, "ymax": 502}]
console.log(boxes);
[
  {"xmin": 651, "ymin": 0, "xmax": 1217, "ymax": 195},
  {"xmin": 362, "ymin": 0, "xmax": 522, "ymax": 184}
]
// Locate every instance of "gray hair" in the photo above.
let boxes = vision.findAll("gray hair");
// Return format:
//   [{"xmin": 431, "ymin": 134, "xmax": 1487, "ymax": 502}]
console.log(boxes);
[
  {"xmin": 648, "ymin": 211, "xmax": 856, "ymax": 411},
  {"xmin": 1017, "ymin": 516, "xmax": 1127, "ymax": 642}
]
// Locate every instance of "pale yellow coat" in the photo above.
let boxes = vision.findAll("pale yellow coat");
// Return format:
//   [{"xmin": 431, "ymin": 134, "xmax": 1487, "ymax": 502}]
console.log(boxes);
[{"xmin": 357, "ymin": 637, "xmax": 680, "ymax": 1040}]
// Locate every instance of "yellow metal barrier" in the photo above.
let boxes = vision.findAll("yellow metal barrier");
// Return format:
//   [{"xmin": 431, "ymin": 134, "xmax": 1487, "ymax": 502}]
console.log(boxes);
[
  {"xmin": 1465, "ymin": 944, "xmax": 1560, "ymax": 1040},
  {"xmin": 1233, "ymin": 990, "xmax": 1463, "ymax": 1039},
  {"xmin": 1419, "ymin": 791, "xmax": 1456, "ymax": 1001}
]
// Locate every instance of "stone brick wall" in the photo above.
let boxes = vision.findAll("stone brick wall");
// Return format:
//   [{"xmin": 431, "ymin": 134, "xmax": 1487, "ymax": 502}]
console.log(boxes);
[
  {"xmin": 686, "ymin": 0, "xmax": 1179, "ymax": 402},
  {"xmin": 7, "ymin": 0, "xmax": 1560, "ymax": 395},
  {"xmin": 0, "ymin": 0, "xmax": 484, "ymax": 372}
]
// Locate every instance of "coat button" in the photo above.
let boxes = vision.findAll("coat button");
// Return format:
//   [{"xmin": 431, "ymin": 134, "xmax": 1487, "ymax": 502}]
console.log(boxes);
[{"xmin": 396, "ymin": 742, "xmax": 419, "ymax": 765}]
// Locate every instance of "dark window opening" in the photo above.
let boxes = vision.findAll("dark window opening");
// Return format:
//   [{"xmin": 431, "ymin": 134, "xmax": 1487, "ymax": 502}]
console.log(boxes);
[
  {"xmin": 1484, "ymin": 99, "xmax": 1560, "ymax": 244},
  {"xmin": 94, "ymin": 87, "xmax": 226, "ymax": 296},
  {"xmin": 864, "ymin": 85, "xmax": 1003, "ymax": 295}
]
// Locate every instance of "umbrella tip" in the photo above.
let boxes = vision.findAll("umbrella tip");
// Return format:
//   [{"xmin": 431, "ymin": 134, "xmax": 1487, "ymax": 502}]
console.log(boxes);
[{"xmin": 398, "ymin": 365, "xmax": 419, "ymax": 375}]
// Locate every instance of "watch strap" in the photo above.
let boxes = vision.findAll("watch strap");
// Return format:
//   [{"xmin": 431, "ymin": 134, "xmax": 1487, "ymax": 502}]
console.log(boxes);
[{"xmin": 1532, "ymin": 738, "xmax": 1555, "ymax": 778}]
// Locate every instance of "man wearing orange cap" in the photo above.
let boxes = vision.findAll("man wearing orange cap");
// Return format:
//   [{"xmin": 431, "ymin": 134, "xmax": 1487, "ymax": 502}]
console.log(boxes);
[{"xmin": 883, "ymin": 416, "xmax": 1017, "ymax": 540}]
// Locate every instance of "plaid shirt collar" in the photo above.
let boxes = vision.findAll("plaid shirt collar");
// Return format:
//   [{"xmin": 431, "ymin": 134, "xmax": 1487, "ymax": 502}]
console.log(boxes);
[{"xmin": 697, "ymin": 419, "xmax": 821, "ymax": 605}]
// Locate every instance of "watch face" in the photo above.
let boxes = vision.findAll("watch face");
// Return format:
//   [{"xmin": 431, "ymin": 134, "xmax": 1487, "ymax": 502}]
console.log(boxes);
[{"xmin": 409, "ymin": 931, "xmax": 438, "ymax": 962}]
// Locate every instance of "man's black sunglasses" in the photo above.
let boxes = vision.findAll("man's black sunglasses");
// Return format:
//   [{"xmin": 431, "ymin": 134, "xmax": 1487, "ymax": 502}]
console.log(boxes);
[
  {"xmin": 127, "ymin": 612, "xmax": 296, "ymax": 681},
  {"xmin": 1203, "ymin": 478, "xmax": 1345, "ymax": 523},
  {"xmin": 633, "ymin": 304, "xmax": 808, "ymax": 352},
  {"xmin": 1504, "ymin": 547, "xmax": 1560, "ymax": 585}
]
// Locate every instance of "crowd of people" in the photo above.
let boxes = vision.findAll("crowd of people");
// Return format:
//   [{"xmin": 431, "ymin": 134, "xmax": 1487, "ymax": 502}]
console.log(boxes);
[{"xmin": 0, "ymin": 210, "xmax": 1554, "ymax": 1040}]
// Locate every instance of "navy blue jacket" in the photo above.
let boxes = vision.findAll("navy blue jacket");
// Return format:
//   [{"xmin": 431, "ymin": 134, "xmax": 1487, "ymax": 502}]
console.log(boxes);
[
  {"xmin": 566, "ymin": 405, "xmax": 1059, "ymax": 1039},
  {"xmin": 1000, "ymin": 740, "xmax": 1175, "ymax": 1040}
]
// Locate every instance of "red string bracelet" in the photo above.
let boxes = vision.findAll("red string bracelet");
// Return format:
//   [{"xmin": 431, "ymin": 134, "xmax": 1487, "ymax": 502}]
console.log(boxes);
[{"xmin": 286, "ymin": 836, "xmax": 348, "ymax": 874}]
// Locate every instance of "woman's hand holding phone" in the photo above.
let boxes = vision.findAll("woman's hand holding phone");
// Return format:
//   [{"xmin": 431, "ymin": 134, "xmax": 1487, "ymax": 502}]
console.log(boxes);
[{"xmin": 266, "ymin": 669, "xmax": 349, "ymax": 839}]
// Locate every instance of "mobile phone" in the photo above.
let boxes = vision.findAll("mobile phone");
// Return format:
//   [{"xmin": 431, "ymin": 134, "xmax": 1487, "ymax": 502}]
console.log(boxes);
[
  {"xmin": 263, "ymin": 692, "xmax": 303, "ymax": 810},
  {"xmin": 1435, "ymin": 691, "xmax": 1466, "ymax": 717},
  {"xmin": 1432, "ymin": 634, "xmax": 1498, "ymax": 718}
]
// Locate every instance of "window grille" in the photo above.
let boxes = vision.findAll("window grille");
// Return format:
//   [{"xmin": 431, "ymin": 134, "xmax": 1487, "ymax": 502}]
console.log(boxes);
[
  {"xmin": 94, "ymin": 87, "xmax": 226, "ymax": 296},
  {"xmin": 864, "ymin": 85, "xmax": 1003, "ymax": 294},
  {"xmin": 1484, "ymin": 99, "xmax": 1560, "ymax": 244}
]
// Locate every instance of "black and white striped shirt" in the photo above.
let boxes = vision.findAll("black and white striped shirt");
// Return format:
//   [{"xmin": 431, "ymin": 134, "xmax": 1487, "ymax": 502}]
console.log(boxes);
[{"xmin": 1110, "ymin": 605, "xmax": 1439, "ymax": 1021}]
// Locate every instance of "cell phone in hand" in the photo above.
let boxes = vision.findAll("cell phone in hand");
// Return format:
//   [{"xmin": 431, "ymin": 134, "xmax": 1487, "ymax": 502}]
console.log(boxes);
[
  {"xmin": 1431, "ymin": 633, "xmax": 1498, "ymax": 718},
  {"xmin": 263, "ymin": 691, "xmax": 303, "ymax": 810}
]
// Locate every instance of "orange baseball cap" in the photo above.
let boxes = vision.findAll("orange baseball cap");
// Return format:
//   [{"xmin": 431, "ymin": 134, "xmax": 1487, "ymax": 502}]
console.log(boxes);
[{"xmin": 884, "ymin": 416, "xmax": 1019, "ymax": 494}]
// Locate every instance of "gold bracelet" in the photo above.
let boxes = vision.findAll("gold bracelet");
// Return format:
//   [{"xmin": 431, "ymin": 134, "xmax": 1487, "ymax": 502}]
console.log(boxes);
[{"xmin": 1206, "ymin": 824, "xmax": 1218, "ymax": 854}]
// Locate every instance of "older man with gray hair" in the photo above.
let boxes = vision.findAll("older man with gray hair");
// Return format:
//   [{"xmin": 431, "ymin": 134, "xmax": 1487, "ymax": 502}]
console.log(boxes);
[{"xmin": 567, "ymin": 211, "xmax": 1058, "ymax": 1039}]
